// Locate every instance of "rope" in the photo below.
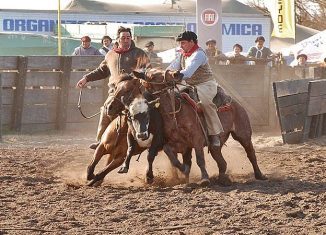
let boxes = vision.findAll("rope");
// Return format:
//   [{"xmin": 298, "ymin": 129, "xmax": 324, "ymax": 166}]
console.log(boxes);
[{"xmin": 77, "ymin": 88, "xmax": 100, "ymax": 119}]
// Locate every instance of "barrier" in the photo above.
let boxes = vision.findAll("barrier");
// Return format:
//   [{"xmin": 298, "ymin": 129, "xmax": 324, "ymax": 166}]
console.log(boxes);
[{"xmin": 0, "ymin": 55, "xmax": 324, "ymax": 133}]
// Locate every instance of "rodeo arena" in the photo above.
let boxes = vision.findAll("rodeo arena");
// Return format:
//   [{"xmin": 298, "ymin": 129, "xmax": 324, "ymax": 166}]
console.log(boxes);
[{"xmin": 0, "ymin": 0, "xmax": 326, "ymax": 234}]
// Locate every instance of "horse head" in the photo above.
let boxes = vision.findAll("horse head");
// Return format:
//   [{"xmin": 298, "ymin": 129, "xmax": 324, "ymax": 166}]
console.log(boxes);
[
  {"xmin": 133, "ymin": 68, "xmax": 175, "ymax": 94},
  {"xmin": 104, "ymin": 73, "xmax": 138, "ymax": 116}
]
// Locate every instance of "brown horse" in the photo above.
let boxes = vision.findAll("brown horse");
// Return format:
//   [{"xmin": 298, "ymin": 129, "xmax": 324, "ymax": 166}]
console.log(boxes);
[
  {"xmin": 107, "ymin": 68, "xmax": 267, "ymax": 184},
  {"xmin": 104, "ymin": 75, "xmax": 194, "ymax": 183},
  {"xmin": 140, "ymin": 68, "xmax": 267, "ymax": 181},
  {"xmin": 106, "ymin": 73, "xmax": 217, "ymax": 185}
]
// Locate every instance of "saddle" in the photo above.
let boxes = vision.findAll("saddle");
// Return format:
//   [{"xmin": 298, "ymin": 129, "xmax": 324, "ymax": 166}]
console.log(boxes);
[{"xmin": 178, "ymin": 86, "xmax": 232, "ymax": 113}]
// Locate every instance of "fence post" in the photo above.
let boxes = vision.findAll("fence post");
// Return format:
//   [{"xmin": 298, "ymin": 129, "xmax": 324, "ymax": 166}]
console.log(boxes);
[
  {"xmin": 56, "ymin": 56, "xmax": 72, "ymax": 130},
  {"xmin": 0, "ymin": 74, "xmax": 2, "ymax": 142},
  {"xmin": 11, "ymin": 56, "xmax": 27, "ymax": 132}
]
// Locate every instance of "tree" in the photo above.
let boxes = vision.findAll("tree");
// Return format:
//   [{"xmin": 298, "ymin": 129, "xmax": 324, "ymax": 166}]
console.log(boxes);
[{"xmin": 246, "ymin": 0, "xmax": 326, "ymax": 31}]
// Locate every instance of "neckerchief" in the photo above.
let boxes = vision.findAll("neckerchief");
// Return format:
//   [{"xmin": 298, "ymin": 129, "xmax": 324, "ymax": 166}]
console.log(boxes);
[
  {"xmin": 113, "ymin": 47, "xmax": 131, "ymax": 54},
  {"xmin": 182, "ymin": 44, "xmax": 199, "ymax": 58}
]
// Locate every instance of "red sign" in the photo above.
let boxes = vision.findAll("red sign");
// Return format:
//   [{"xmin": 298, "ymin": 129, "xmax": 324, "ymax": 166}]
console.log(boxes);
[{"xmin": 201, "ymin": 8, "xmax": 218, "ymax": 26}]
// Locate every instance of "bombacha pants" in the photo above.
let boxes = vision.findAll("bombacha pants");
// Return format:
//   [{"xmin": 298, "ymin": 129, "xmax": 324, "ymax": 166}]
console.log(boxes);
[{"xmin": 195, "ymin": 79, "xmax": 224, "ymax": 135}]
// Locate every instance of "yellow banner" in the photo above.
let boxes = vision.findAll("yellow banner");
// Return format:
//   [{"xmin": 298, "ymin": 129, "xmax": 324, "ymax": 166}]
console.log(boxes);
[{"xmin": 268, "ymin": 0, "xmax": 295, "ymax": 39}]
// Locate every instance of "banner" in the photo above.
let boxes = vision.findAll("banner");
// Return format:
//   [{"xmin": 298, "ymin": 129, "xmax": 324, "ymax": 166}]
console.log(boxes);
[{"xmin": 267, "ymin": 0, "xmax": 295, "ymax": 39}]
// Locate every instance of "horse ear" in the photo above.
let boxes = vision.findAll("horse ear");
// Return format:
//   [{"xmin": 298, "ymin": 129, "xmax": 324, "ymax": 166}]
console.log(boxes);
[
  {"xmin": 133, "ymin": 70, "xmax": 146, "ymax": 80},
  {"xmin": 164, "ymin": 69, "xmax": 174, "ymax": 82}
]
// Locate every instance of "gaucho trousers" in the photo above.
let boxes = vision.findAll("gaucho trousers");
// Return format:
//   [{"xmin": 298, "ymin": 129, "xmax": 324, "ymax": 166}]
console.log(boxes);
[{"xmin": 195, "ymin": 79, "xmax": 224, "ymax": 135}]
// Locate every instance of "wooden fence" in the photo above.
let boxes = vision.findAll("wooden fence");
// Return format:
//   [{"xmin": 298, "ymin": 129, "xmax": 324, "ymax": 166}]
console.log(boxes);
[
  {"xmin": 0, "ymin": 56, "xmax": 105, "ymax": 133},
  {"xmin": 0, "ymin": 55, "xmax": 324, "ymax": 133},
  {"xmin": 273, "ymin": 69, "xmax": 326, "ymax": 144}
]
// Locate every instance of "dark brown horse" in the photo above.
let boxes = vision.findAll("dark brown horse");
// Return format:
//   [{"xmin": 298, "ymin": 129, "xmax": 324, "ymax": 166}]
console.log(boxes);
[{"xmin": 107, "ymin": 68, "xmax": 267, "ymax": 184}]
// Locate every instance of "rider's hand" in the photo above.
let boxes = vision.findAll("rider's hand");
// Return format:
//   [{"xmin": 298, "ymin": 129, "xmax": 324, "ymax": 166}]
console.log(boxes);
[
  {"xmin": 76, "ymin": 76, "xmax": 88, "ymax": 88},
  {"xmin": 171, "ymin": 70, "xmax": 184, "ymax": 82}
]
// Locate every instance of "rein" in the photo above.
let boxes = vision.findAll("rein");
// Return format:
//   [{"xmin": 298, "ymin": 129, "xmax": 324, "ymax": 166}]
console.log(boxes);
[{"xmin": 77, "ymin": 88, "xmax": 100, "ymax": 119}]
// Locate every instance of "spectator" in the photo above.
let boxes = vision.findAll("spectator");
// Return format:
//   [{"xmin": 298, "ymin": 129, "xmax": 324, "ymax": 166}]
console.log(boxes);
[
  {"xmin": 295, "ymin": 54, "xmax": 308, "ymax": 67},
  {"xmin": 72, "ymin": 36, "xmax": 102, "ymax": 56},
  {"xmin": 247, "ymin": 36, "xmax": 274, "ymax": 65},
  {"xmin": 99, "ymin": 35, "xmax": 113, "ymax": 56},
  {"xmin": 76, "ymin": 27, "xmax": 150, "ymax": 149},
  {"xmin": 205, "ymin": 39, "xmax": 226, "ymax": 64},
  {"xmin": 226, "ymin": 44, "xmax": 246, "ymax": 65},
  {"xmin": 143, "ymin": 41, "xmax": 162, "ymax": 66}
]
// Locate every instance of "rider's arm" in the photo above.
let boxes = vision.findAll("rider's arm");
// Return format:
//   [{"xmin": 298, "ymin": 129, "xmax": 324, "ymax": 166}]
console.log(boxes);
[
  {"xmin": 166, "ymin": 53, "xmax": 182, "ymax": 71},
  {"xmin": 180, "ymin": 51, "xmax": 206, "ymax": 79},
  {"xmin": 84, "ymin": 60, "xmax": 110, "ymax": 82}
]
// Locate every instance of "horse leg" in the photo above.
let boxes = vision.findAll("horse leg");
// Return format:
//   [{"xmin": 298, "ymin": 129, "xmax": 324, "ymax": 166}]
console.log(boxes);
[
  {"xmin": 87, "ymin": 144, "xmax": 107, "ymax": 181},
  {"xmin": 194, "ymin": 148, "xmax": 210, "ymax": 186},
  {"xmin": 181, "ymin": 148, "xmax": 192, "ymax": 183},
  {"xmin": 209, "ymin": 146, "xmax": 232, "ymax": 186},
  {"xmin": 163, "ymin": 144, "xmax": 187, "ymax": 175},
  {"xmin": 118, "ymin": 134, "xmax": 137, "ymax": 174},
  {"xmin": 87, "ymin": 154, "xmax": 125, "ymax": 186},
  {"xmin": 145, "ymin": 150, "xmax": 156, "ymax": 184},
  {"xmin": 231, "ymin": 132, "xmax": 267, "ymax": 180}
]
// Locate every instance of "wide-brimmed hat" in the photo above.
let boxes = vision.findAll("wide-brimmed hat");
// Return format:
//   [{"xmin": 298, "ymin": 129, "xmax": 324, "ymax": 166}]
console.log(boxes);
[
  {"xmin": 81, "ymin": 36, "xmax": 91, "ymax": 42},
  {"xmin": 206, "ymin": 39, "xmax": 217, "ymax": 45},
  {"xmin": 255, "ymin": 36, "xmax": 265, "ymax": 43},
  {"xmin": 145, "ymin": 41, "xmax": 154, "ymax": 47},
  {"xmin": 297, "ymin": 54, "xmax": 308, "ymax": 60}
]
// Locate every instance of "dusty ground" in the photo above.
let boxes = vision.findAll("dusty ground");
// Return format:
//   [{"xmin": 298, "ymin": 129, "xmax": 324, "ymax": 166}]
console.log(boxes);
[{"xmin": 0, "ymin": 131, "xmax": 325, "ymax": 235}]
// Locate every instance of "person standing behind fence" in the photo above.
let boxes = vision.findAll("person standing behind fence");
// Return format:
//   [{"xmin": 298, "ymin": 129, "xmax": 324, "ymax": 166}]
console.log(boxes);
[
  {"xmin": 226, "ymin": 44, "xmax": 246, "ymax": 65},
  {"xmin": 295, "ymin": 54, "xmax": 308, "ymax": 67},
  {"xmin": 205, "ymin": 39, "xmax": 226, "ymax": 65},
  {"xmin": 76, "ymin": 26, "xmax": 151, "ymax": 149},
  {"xmin": 143, "ymin": 41, "xmax": 162, "ymax": 66},
  {"xmin": 247, "ymin": 36, "xmax": 274, "ymax": 65},
  {"xmin": 99, "ymin": 35, "xmax": 113, "ymax": 56},
  {"xmin": 72, "ymin": 36, "xmax": 102, "ymax": 56}
]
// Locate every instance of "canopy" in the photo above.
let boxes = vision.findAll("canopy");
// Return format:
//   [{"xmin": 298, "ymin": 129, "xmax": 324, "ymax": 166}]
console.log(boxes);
[{"xmin": 283, "ymin": 30, "xmax": 326, "ymax": 63}]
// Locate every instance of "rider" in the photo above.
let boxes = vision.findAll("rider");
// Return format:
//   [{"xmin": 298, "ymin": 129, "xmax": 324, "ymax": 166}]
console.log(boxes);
[
  {"xmin": 76, "ymin": 26, "xmax": 151, "ymax": 149},
  {"xmin": 167, "ymin": 31, "xmax": 223, "ymax": 147}
]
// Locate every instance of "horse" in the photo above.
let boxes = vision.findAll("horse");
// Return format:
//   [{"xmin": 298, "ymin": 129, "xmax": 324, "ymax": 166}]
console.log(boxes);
[
  {"xmin": 140, "ymin": 68, "xmax": 267, "ymax": 181},
  {"xmin": 107, "ymin": 68, "xmax": 267, "ymax": 185},
  {"xmin": 106, "ymin": 73, "xmax": 218, "ymax": 186},
  {"xmin": 104, "ymin": 74, "xmax": 193, "ymax": 184}
]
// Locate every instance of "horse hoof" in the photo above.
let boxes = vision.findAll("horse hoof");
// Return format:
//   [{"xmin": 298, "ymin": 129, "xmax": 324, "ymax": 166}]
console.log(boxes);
[
  {"xmin": 86, "ymin": 179, "xmax": 103, "ymax": 187},
  {"xmin": 199, "ymin": 178, "xmax": 210, "ymax": 187},
  {"xmin": 86, "ymin": 173, "xmax": 95, "ymax": 181},
  {"xmin": 218, "ymin": 174, "xmax": 232, "ymax": 186},
  {"xmin": 118, "ymin": 167, "xmax": 129, "ymax": 174},
  {"xmin": 255, "ymin": 173, "xmax": 268, "ymax": 180},
  {"xmin": 146, "ymin": 177, "xmax": 154, "ymax": 184}
]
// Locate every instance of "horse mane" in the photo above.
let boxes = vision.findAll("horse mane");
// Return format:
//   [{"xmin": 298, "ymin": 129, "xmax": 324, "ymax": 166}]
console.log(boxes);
[{"xmin": 119, "ymin": 73, "xmax": 134, "ymax": 82}]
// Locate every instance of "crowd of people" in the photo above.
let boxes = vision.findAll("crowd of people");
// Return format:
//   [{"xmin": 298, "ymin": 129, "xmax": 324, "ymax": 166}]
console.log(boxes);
[{"xmin": 72, "ymin": 32, "xmax": 325, "ymax": 68}]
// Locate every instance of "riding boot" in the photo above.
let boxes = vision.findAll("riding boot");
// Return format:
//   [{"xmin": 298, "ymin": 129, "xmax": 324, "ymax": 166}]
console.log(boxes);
[{"xmin": 209, "ymin": 135, "xmax": 221, "ymax": 147}]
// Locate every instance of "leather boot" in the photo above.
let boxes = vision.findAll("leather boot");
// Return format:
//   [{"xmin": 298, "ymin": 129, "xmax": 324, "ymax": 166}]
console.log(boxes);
[{"xmin": 209, "ymin": 135, "xmax": 220, "ymax": 147}]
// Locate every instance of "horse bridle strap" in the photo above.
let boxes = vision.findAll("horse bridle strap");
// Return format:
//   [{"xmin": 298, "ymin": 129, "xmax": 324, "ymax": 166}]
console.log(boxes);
[{"xmin": 77, "ymin": 88, "xmax": 101, "ymax": 119}]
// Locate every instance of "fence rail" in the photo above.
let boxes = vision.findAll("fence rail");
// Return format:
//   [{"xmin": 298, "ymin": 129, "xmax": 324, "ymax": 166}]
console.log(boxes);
[{"xmin": 0, "ymin": 55, "xmax": 325, "ymax": 133}]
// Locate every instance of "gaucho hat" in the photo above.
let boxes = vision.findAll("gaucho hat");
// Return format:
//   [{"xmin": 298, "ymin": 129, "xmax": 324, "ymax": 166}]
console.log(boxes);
[{"xmin": 176, "ymin": 31, "xmax": 197, "ymax": 42}]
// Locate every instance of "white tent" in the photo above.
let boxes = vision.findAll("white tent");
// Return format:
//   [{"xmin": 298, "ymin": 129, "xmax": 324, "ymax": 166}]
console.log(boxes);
[{"xmin": 283, "ymin": 30, "xmax": 326, "ymax": 64}]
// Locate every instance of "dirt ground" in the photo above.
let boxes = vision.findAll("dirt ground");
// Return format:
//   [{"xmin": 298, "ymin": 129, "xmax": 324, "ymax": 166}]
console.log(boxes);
[{"xmin": 0, "ymin": 131, "xmax": 325, "ymax": 235}]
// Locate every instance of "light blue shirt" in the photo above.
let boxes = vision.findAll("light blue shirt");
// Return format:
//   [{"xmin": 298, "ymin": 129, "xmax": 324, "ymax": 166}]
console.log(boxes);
[{"xmin": 167, "ymin": 48, "xmax": 208, "ymax": 79}]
